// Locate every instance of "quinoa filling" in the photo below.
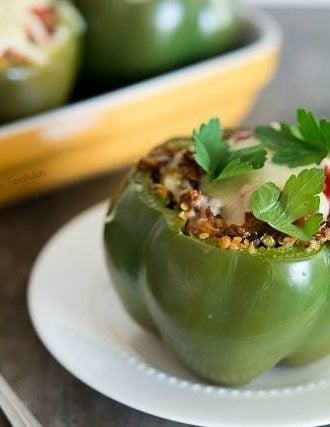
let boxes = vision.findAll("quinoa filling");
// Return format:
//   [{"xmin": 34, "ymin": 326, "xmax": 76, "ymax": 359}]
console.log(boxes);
[{"xmin": 138, "ymin": 136, "xmax": 330, "ymax": 252}]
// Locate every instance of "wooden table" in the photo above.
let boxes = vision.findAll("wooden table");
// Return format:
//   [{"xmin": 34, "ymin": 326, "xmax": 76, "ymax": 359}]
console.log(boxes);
[{"xmin": 1, "ymin": 7, "xmax": 330, "ymax": 427}]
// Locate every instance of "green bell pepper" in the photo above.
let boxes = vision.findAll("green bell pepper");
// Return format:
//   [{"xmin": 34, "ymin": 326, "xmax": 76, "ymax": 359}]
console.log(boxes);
[
  {"xmin": 0, "ymin": 1, "xmax": 84, "ymax": 123},
  {"xmin": 104, "ymin": 139, "xmax": 330, "ymax": 386},
  {"xmin": 75, "ymin": 0, "xmax": 240, "ymax": 82}
]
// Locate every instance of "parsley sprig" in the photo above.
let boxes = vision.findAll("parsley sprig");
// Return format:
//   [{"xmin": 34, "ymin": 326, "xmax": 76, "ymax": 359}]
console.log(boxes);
[
  {"xmin": 192, "ymin": 114, "xmax": 327, "ymax": 241},
  {"xmin": 250, "ymin": 168, "xmax": 324, "ymax": 241},
  {"xmin": 256, "ymin": 109, "xmax": 330, "ymax": 167},
  {"xmin": 193, "ymin": 118, "xmax": 267, "ymax": 181}
]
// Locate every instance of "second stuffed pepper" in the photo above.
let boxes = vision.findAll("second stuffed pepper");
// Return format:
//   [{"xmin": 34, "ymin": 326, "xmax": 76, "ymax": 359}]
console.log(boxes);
[{"xmin": 75, "ymin": 0, "xmax": 240, "ymax": 82}]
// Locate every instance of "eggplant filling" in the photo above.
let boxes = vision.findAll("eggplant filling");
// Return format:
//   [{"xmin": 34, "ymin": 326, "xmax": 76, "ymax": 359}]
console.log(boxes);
[{"xmin": 138, "ymin": 131, "xmax": 330, "ymax": 252}]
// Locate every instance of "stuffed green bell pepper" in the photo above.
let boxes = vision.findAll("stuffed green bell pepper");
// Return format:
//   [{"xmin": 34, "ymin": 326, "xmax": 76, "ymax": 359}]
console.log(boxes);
[
  {"xmin": 0, "ymin": 0, "xmax": 84, "ymax": 123},
  {"xmin": 74, "ymin": 0, "xmax": 240, "ymax": 82},
  {"xmin": 104, "ymin": 109, "xmax": 330, "ymax": 386}
]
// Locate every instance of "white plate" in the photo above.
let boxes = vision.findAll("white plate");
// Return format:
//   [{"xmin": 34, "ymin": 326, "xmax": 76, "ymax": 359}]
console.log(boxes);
[{"xmin": 28, "ymin": 203, "xmax": 330, "ymax": 427}]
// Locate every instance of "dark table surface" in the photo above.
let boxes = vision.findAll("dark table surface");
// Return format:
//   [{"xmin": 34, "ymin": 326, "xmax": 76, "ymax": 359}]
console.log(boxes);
[{"xmin": 1, "ymin": 7, "xmax": 330, "ymax": 427}]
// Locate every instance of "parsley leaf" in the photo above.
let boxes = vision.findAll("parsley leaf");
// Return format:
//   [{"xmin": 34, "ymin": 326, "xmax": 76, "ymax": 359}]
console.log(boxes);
[
  {"xmin": 193, "ymin": 118, "xmax": 229, "ymax": 179},
  {"xmin": 218, "ymin": 145, "xmax": 267, "ymax": 180},
  {"xmin": 193, "ymin": 118, "xmax": 267, "ymax": 181},
  {"xmin": 250, "ymin": 168, "xmax": 324, "ymax": 241},
  {"xmin": 255, "ymin": 109, "xmax": 330, "ymax": 167},
  {"xmin": 297, "ymin": 109, "xmax": 330, "ymax": 151}
]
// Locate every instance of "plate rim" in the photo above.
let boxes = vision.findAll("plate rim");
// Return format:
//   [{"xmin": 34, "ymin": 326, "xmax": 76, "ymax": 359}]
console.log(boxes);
[{"xmin": 27, "ymin": 203, "xmax": 330, "ymax": 427}]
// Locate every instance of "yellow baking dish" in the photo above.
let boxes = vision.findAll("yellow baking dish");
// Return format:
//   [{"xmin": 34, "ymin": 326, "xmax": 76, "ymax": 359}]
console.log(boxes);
[{"xmin": 0, "ymin": 9, "xmax": 282, "ymax": 207}]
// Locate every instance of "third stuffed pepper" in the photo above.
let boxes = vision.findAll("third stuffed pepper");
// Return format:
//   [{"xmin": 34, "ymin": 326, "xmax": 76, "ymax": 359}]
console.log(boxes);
[{"xmin": 0, "ymin": 0, "xmax": 84, "ymax": 122}]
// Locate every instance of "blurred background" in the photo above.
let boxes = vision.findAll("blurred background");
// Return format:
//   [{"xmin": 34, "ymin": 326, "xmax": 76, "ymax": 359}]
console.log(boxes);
[
  {"xmin": 1, "ymin": 0, "xmax": 330, "ymax": 209},
  {"xmin": 1, "ymin": 0, "xmax": 330, "ymax": 425},
  {"xmin": 0, "ymin": 0, "xmax": 279, "ymax": 207}
]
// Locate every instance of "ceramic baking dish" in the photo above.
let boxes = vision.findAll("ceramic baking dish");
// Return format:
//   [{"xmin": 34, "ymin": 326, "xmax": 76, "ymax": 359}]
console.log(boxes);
[{"xmin": 0, "ymin": 8, "xmax": 282, "ymax": 207}]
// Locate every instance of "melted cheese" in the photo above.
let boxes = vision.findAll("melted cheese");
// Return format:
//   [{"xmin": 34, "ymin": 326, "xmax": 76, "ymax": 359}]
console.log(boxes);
[
  {"xmin": 203, "ymin": 137, "xmax": 330, "ymax": 225},
  {"xmin": 0, "ymin": 0, "xmax": 56, "ymax": 63}
]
